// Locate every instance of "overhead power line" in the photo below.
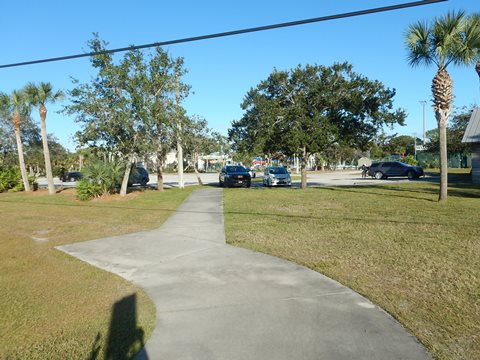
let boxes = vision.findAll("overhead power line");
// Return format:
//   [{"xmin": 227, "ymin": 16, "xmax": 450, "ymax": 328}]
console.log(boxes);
[{"xmin": 0, "ymin": 0, "xmax": 446, "ymax": 69}]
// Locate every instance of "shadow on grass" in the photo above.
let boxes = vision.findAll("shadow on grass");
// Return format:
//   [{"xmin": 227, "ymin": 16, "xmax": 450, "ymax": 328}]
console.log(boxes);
[
  {"xmin": 88, "ymin": 293, "xmax": 148, "ymax": 360},
  {"xmin": 316, "ymin": 185, "xmax": 438, "ymax": 203}
]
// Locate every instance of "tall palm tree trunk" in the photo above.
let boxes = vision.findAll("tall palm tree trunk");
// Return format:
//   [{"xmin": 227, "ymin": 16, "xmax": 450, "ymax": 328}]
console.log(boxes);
[
  {"xmin": 13, "ymin": 114, "xmax": 30, "ymax": 192},
  {"xmin": 436, "ymin": 110, "xmax": 449, "ymax": 201},
  {"xmin": 432, "ymin": 68, "xmax": 452, "ymax": 202},
  {"xmin": 39, "ymin": 106, "xmax": 55, "ymax": 195}
]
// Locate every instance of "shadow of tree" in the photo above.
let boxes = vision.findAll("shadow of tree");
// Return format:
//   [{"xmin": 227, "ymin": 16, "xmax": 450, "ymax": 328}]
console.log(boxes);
[{"xmin": 88, "ymin": 293, "xmax": 148, "ymax": 360}]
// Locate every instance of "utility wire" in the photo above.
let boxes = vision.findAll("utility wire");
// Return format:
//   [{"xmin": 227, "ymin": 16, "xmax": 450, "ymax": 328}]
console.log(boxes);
[{"xmin": 0, "ymin": 0, "xmax": 446, "ymax": 69}]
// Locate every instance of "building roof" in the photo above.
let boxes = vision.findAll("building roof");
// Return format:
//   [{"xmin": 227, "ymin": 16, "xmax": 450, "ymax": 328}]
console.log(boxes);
[{"xmin": 462, "ymin": 107, "xmax": 480, "ymax": 143}]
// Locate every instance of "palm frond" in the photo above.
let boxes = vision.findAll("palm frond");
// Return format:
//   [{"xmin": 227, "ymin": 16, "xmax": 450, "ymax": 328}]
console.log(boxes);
[
  {"xmin": 0, "ymin": 92, "xmax": 11, "ymax": 116},
  {"xmin": 23, "ymin": 82, "xmax": 39, "ymax": 105},
  {"xmin": 431, "ymin": 10, "xmax": 467, "ymax": 67},
  {"xmin": 453, "ymin": 13, "xmax": 480, "ymax": 66},
  {"xmin": 405, "ymin": 21, "xmax": 434, "ymax": 67},
  {"xmin": 23, "ymin": 82, "xmax": 64, "ymax": 106},
  {"xmin": 10, "ymin": 90, "xmax": 30, "ymax": 115}
]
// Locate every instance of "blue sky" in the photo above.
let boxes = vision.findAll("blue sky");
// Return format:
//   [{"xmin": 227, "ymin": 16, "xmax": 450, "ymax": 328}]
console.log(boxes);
[{"xmin": 1, "ymin": 0, "xmax": 479, "ymax": 151}]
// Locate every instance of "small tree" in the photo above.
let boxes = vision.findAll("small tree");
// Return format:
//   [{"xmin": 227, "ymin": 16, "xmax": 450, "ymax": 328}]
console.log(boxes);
[
  {"xmin": 405, "ymin": 11, "xmax": 480, "ymax": 201},
  {"xmin": 0, "ymin": 91, "xmax": 31, "ymax": 191},
  {"xmin": 65, "ymin": 36, "xmax": 148, "ymax": 196},
  {"xmin": 24, "ymin": 82, "xmax": 64, "ymax": 195},
  {"xmin": 183, "ymin": 116, "xmax": 215, "ymax": 185}
]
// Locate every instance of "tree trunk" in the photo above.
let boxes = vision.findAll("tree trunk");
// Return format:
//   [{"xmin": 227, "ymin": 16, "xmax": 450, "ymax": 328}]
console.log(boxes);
[
  {"xmin": 156, "ymin": 165, "xmax": 164, "ymax": 192},
  {"xmin": 13, "ymin": 127, "xmax": 31, "ymax": 192},
  {"xmin": 435, "ymin": 109, "xmax": 449, "ymax": 201},
  {"xmin": 193, "ymin": 153, "xmax": 203, "ymax": 185},
  {"xmin": 156, "ymin": 144, "xmax": 165, "ymax": 192},
  {"xmin": 39, "ymin": 106, "xmax": 55, "ymax": 195},
  {"xmin": 301, "ymin": 147, "xmax": 307, "ymax": 190},
  {"xmin": 120, "ymin": 156, "xmax": 134, "ymax": 196},
  {"xmin": 175, "ymin": 68, "xmax": 184, "ymax": 189}
]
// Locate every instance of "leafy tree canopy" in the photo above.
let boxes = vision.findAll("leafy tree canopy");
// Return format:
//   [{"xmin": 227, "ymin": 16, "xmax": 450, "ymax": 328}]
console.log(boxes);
[
  {"xmin": 229, "ymin": 62, "xmax": 406, "ymax": 161},
  {"xmin": 425, "ymin": 106, "xmax": 474, "ymax": 154}
]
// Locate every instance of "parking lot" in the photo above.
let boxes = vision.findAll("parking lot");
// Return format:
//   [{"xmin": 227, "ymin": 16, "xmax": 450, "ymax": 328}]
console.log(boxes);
[
  {"xmin": 37, "ymin": 170, "xmax": 432, "ymax": 190},
  {"xmin": 148, "ymin": 170, "xmax": 430, "ymax": 188}
]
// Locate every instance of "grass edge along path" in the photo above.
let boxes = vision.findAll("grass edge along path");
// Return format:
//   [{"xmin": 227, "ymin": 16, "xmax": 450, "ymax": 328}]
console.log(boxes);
[
  {"xmin": 223, "ymin": 181, "xmax": 479, "ymax": 360},
  {"xmin": 0, "ymin": 186, "xmax": 195, "ymax": 359}
]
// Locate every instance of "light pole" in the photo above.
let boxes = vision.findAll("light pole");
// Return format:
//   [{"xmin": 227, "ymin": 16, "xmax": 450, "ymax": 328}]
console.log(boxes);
[
  {"xmin": 413, "ymin": 132, "xmax": 417, "ymax": 160},
  {"xmin": 419, "ymin": 100, "xmax": 427, "ymax": 145}
]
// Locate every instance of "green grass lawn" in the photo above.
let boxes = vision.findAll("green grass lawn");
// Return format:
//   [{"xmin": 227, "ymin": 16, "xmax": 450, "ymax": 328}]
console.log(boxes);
[
  {"xmin": 224, "ymin": 181, "xmax": 480, "ymax": 360},
  {"xmin": 0, "ymin": 187, "xmax": 194, "ymax": 359}
]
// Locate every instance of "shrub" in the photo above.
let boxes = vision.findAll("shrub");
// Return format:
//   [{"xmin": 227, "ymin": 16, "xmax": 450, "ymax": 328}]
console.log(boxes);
[
  {"xmin": 76, "ymin": 179, "xmax": 103, "ymax": 201},
  {"xmin": 76, "ymin": 160, "xmax": 125, "ymax": 200},
  {"xmin": 403, "ymin": 155, "xmax": 418, "ymax": 166},
  {"xmin": 419, "ymin": 160, "xmax": 429, "ymax": 168},
  {"xmin": 0, "ymin": 166, "xmax": 24, "ymax": 193}
]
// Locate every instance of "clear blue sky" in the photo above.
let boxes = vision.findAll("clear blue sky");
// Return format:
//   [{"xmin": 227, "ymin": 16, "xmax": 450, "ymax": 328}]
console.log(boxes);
[{"xmin": 1, "ymin": 0, "xmax": 479, "ymax": 151}]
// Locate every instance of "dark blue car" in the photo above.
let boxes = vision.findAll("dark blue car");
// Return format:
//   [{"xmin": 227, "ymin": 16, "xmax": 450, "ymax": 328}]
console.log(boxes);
[
  {"xmin": 219, "ymin": 165, "xmax": 251, "ymax": 188},
  {"xmin": 368, "ymin": 161, "xmax": 424, "ymax": 180}
]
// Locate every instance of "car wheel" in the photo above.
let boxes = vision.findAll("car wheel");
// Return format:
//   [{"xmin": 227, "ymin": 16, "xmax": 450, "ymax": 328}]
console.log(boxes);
[
  {"xmin": 246, "ymin": 181, "xmax": 251, "ymax": 188},
  {"xmin": 407, "ymin": 170, "xmax": 415, "ymax": 180},
  {"xmin": 374, "ymin": 171, "xmax": 384, "ymax": 180},
  {"xmin": 69, "ymin": 177, "xmax": 76, "ymax": 182}
]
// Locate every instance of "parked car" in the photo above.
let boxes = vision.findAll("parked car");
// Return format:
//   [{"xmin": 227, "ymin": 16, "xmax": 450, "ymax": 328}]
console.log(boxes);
[
  {"xmin": 245, "ymin": 167, "xmax": 256, "ymax": 178},
  {"xmin": 263, "ymin": 166, "xmax": 292, "ymax": 187},
  {"xmin": 128, "ymin": 166, "xmax": 149, "ymax": 186},
  {"xmin": 219, "ymin": 165, "xmax": 251, "ymax": 188},
  {"xmin": 367, "ymin": 161, "xmax": 424, "ymax": 180},
  {"xmin": 62, "ymin": 171, "xmax": 83, "ymax": 182}
]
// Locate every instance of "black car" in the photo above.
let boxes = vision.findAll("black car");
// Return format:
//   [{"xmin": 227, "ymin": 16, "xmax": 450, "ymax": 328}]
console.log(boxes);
[
  {"xmin": 368, "ymin": 161, "xmax": 424, "ymax": 180},
  {"xmin": 219, "ymin": 165, "xmax": 251, "ymax": 188},
  {"xmin": 62, "ymin": 171, "xmax": 83, "ymax": 182},
  {"xmin": 128, "ymin": 166, "xmax": 149, "ymax": 186}
]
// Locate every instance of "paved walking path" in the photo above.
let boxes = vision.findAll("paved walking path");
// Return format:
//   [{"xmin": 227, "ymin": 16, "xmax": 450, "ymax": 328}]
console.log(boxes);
[{"xmin": 58, "ymin": 188, "xmax": 431, "ymax": 360}]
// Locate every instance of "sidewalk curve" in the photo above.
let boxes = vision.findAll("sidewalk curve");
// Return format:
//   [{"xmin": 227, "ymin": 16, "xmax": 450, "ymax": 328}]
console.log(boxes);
[{"xmin": 58, "ymin": 188, "xmax": 431, "ymax": 360}]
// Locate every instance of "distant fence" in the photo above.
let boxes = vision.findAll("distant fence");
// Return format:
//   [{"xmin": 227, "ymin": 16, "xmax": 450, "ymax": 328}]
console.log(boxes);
[{"xmin": 416, "ymin": 151, "xmax": 471, "ymax": 168}]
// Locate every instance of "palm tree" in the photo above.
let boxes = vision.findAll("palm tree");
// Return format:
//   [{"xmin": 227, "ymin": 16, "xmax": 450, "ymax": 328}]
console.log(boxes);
[
  {"xmin": 405, "ymin": 11, "xmax": 480, "ymax": 201},
  {"xmin": 0, "ymin": 91, "xmax": 31, "ymax": 191},
  {"xmin": 469, "ymin": 14, "xmax": 480, "ymax": 87},
  {"xmin": 24, "ymin": 82, "xmax": 64, "ymax": 195}
]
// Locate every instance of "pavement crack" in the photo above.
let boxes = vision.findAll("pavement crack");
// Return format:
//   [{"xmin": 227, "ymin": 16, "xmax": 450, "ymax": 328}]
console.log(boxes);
[{"xmin": 157, "ymin": 291, "xmax": 353, "ymax": 315}]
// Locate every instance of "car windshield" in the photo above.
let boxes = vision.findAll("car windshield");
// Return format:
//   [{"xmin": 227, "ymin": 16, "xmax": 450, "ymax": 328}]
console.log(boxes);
[
  {"xmin": 226, "ymin": 166, "xmax": 246, "ymax": 173},
  {"xmin": 269, "ymin": 167, "xmax": 288, "ymax": 174}
]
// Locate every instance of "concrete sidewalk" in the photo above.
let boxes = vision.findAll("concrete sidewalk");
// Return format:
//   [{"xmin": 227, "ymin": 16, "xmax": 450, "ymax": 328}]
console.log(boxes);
[{"xmin": 58, "ymin": 188, "xmax": 431, "ymax": 360}]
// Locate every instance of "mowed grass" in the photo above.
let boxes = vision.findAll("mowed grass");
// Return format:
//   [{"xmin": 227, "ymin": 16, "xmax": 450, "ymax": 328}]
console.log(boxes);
[
  {"xmin": 0, "ymin": 187, "xmax": 194, "ymax": 359},
  {"xmin": 224, "ymin": 181, "xmax": 480, "ymax": 360}
]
